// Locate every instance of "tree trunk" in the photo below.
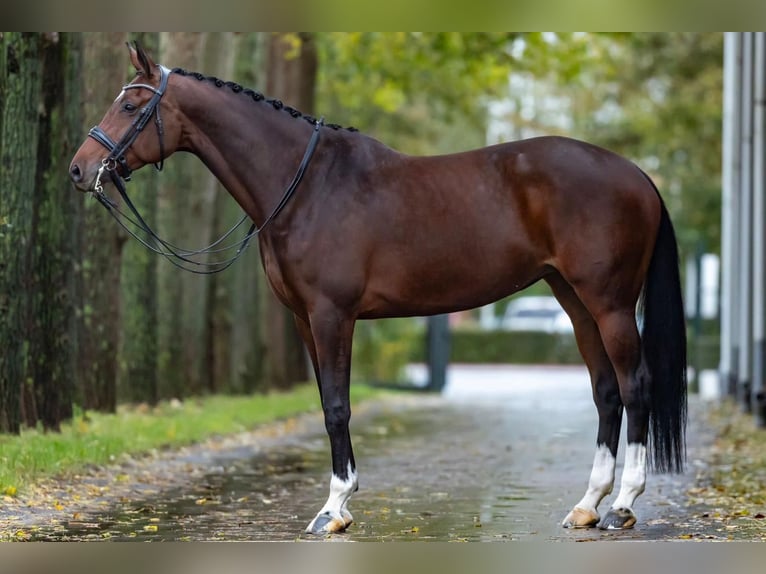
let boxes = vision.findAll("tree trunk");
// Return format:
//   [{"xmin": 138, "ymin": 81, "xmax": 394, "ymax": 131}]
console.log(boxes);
[
  {"xmin": 209, "ymin": 32, "xmax": 267, "ymax": 393},
  {"xmin": 0, "ymin": 32, "xmax": 41, "ymax": 433},
  {"xmin": 200, "ymin": 32, "xmax": 237, "ymax": 394},
  {"xmin": 157, "ymin": 32, "xmax": 207, "ymax": 399},
  {"xmin": 74, "ymin": 32, "xmax": 128, "ymax": 413},
  {"xmin": 118, "ymin": 32, "xmax": 160, "ymax": 405},
  {"xmin": 26, "ymin": 32, "xmax": 81, "ymax": 430},
  {"xmin": 262, "ymin": 33, "xmax": 315, "ymax": 390}
]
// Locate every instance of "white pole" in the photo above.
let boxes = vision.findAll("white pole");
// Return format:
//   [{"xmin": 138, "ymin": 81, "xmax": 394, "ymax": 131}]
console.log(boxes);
[
  {"xmin": 752, "ymin": 32, "xmax": 766, "ymax": 426},
  {"xmin": 737, "ymin": 32, "xmax": 754, "ymax": 411},
  {"xmin": 720, "ymin": 33, "xmax": 742, "ymax": 398}
]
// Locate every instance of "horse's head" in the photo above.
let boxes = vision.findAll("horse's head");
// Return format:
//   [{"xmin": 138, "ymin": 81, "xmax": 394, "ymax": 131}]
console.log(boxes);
[{"xmin": 69, "ymin": 42, "xmax": 181, "ymax": 191}]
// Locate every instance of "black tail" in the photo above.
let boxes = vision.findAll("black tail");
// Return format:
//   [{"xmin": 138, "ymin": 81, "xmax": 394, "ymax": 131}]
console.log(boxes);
[{"xmin": 639, "ymin": 190, "xmax": 687, "ymax": 474}]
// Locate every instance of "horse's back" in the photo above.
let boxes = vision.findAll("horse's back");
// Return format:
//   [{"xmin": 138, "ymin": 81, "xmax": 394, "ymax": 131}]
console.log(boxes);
[{"xmin": 345, "ymin": 136, "xmax": 660, "ymax": 318}]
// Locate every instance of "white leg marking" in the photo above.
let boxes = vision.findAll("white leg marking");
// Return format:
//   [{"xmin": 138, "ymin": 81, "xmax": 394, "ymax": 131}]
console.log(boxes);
[
  {"xmin": 574, "ymin": 444, "xmax": 616, "ymax": 513},
  {"xmin": 306, "ymin": 462, "xmax": 358, "ymax": 533},
  {"xmin": 563, "ymin": 444, "xmax": 616, "ymax": 527},
  {"xmin": 611, "ymin": 443, "xmax": 647, "ymax": 511}
]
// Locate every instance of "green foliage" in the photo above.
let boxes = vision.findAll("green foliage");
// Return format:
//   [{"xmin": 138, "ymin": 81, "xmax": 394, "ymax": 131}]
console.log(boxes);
[
  {"xmin": 352, "ymin": 319, "xmax": 423, "ymax": 383},
  {"xmin": 409, "ymin": 329, "xmax": 581, "ymax": 365},
  {"xmin": 316, "ymin": 32, "xmax": 522, "ymax": 154}
]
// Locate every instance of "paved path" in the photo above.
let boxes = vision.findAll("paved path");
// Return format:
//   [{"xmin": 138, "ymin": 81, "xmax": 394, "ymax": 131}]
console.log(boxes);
[{"xmin": 21, "ymin": 365, "xmax": 715, "ymax": 541}]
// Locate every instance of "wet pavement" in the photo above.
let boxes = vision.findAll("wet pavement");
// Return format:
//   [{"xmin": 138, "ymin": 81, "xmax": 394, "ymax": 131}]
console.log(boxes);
[{"xmin": 12, "ymin": 365, "xmax": 728, "ymax": 541}]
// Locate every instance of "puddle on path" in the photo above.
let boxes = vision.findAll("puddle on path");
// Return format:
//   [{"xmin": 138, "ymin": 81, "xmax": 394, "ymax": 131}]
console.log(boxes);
[{"xmin": 17, "ymin": 385, "xmax": 732, "ymax": 542}]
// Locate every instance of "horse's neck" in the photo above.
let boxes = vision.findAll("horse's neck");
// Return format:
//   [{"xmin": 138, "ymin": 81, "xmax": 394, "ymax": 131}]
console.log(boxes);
[{"xmin": 178, "ymin": 86, "xmax": 316, "ymax": 226}]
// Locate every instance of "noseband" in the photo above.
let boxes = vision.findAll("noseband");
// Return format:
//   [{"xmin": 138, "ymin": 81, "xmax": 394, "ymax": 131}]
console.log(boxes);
[{"xmin": 88, "ymin": 64, "xmax": 170, "ymax": 181}]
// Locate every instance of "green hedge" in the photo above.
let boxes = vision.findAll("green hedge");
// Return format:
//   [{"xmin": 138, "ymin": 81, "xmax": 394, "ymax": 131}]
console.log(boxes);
[
  {"xmin": 356, "ymin": 320, "xmax": 720, "ymax": 375},
  {"xmin": 689, "ymin": 335, "xmax": 720, "ymax": 371},
  {"xmin": 411, "ymin": 329, "xmax": 583, "ymax": 365},
  {"xmin": 439, "ymin": 330, "xmax": 718, "ymax": 367}
]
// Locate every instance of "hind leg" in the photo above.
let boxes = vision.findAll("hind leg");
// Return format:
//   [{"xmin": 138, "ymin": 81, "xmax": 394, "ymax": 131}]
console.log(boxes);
[
  {"xmin": 594, "ymin": 309, "xmax": 649, "ymax": 530},
  {"xmin": 547, "ymin": 274, "xmax": 623, "ymax": 528}
]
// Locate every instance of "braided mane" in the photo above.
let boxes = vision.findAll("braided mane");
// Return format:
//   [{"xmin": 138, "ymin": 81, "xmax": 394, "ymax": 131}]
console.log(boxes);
[{"xmin": 170, "ymin": 67, "xmax": 356, "ymax": 132}]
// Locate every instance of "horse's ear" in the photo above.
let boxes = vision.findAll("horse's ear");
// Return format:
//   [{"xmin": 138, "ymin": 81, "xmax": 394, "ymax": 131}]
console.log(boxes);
[{"xmin": 127, "ymin": 40, "xmax": 156, "ymax": 78}]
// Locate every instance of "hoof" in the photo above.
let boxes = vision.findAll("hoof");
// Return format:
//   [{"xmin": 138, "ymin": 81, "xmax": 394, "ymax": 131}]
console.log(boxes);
[
  {"xmin": 305, "ymin": 511, "xmax": 353, "ymax": 536},
  {"xmin": 599, "ymin": 507, "xmax": 637, "ymax": 530},
  {"xmin": 562, "ymin": 507, "xmax": 600, "ymax": 529}
]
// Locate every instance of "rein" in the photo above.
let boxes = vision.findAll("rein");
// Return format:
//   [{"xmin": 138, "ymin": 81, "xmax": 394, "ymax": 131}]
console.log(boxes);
[{"xmin": 89, "ymin": 65, "xmax": 324, "ymax": 275}]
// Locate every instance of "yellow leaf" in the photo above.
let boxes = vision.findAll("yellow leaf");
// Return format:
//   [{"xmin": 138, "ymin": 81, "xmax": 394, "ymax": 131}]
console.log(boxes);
[
  {"xmin": 195, "ymin": 498, "xmax": 207, "ymax": 505},
  {"xmin": 143, "ymin": 525, "xmax": 158, "ymax": 532},
  {"xmin": 54, "ymin": 501, "xmax": 64, "ymax": 511},
  {"xmin": 3, "ymin": 485, "xmax": 17, "ymax": 497}
]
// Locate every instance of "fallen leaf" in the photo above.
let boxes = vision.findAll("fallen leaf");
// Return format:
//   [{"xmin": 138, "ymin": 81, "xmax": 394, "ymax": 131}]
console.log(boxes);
[{"xmin": 143, "ymin": 525, "xmax": 158, "ymax": 532}]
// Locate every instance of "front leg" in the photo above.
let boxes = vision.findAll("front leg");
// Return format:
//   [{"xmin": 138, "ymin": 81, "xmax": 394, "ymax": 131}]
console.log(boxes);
[
  {"xmin": 306, "ymin": 462, "xmax": 358, "ymax": 534},
  {"xmin": 303, "ymin": 307, "xmax": 358, "ymax": 535}
]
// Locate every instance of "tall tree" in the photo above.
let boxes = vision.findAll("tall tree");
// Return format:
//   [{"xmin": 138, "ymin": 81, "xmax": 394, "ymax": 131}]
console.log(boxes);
[
  {"xmin": 217, "ymin": 32, "xmax": 268, "ymax": 394},
  {"xmin": 0, "ymin": 32, "xmax": 41, "ymax": 433},
  {"xmin": 262, "ymin": 32, "xmax": 314, "ymax": 390},
  {"xmin": 156, "ymin": 32, "xmax": 208, "ymax": 399},
  {"xmin": 199, "ymin": 32, "xmax": 239, "ymax": 394},
  {"xmin": 26, "ymin": 32, "xmax": 81, "ymax": 430},
  {"xmin": 119, "ymin": 32, "xmax": 160, "ymax": 405},
  {"xmin": 74, "ymin": 32, "xmax": 129, "ymax": 413}
]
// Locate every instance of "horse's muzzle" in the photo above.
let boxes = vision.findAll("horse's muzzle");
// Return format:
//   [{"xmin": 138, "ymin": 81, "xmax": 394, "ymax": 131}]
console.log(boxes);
[{"xmin": 69, "ymin": 161, "xmax": 97, "ymax": 192}]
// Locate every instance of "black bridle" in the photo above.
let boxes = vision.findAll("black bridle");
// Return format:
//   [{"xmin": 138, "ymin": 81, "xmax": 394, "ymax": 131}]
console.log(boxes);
[
  {"xmin": 89, "ymin": 65, "xmax": 170, "ymax": 180},
  {"xmin": 88, "ymin": 65, "xmax": 323, "ymax": 274}
]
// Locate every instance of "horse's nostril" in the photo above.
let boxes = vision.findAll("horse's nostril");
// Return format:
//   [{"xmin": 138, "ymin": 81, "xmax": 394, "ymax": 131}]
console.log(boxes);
[{"xmin": 70, "ymin": 163, "xmax": 82, "ymax": 182}]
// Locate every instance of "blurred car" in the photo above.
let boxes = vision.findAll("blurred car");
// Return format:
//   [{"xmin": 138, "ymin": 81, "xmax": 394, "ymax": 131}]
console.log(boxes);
[{"xmin": 501, "ymin": 296, "xmax": 574, "ymax": 334}]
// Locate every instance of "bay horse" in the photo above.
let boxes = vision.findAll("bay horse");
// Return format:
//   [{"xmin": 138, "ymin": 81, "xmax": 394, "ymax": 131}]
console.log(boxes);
[{"xmin": 69, "ymin": 43, "xmax": 687, "ymax": 535}]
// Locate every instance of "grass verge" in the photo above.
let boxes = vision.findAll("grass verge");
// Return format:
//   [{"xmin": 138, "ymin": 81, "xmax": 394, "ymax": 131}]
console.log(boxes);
[{"xmin": 0, "ymin": 383, "xmax": 383, "ymax": 496}]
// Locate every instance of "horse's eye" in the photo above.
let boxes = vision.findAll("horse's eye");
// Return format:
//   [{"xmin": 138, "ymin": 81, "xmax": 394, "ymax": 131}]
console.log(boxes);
[{"xmin": 122, "ymin": 102, "xmax": 138, "ymax": 113}]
